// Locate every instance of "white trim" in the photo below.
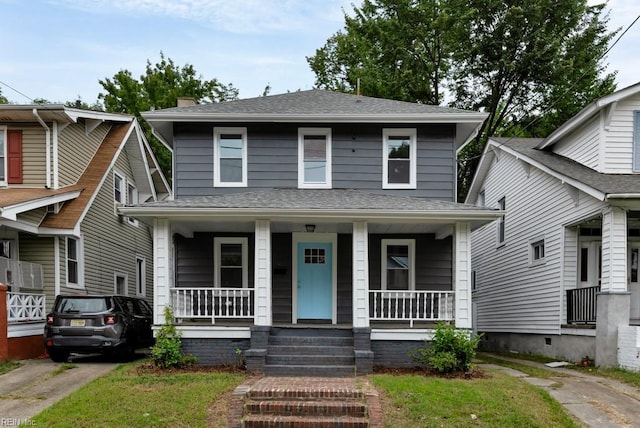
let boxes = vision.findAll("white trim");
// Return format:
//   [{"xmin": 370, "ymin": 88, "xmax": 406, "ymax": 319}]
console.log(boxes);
[
  {"xmin": 560, "ymin": 327, "xmax": 597, "ymax": 337},
  {"xmin": 54, "ymin": 236, "xmax": 60, "ymax": 296},
  {"xmin": 0, "ymin": 126, "xmax": 6, "ymax": 187},
  {"xmin": 136, "ymin": 256, "xmax": 146, "ymax": 297},
  {"xmin": 382, "ymin": 128, "xmax": 417, "ymax": 189},
  {"xmin": 8, "ymin": 322, "xmax": 46, "ymax": 338},
  {"xmin": 297, "ymin": 127, "xmax": 332, "ymax": 189},
  {"xmin": 213, "ymin": 127, "xmax": 247, "ymax": 187},
  {"xmin": 529, "ymin": 237, "xmax": 546, "ymax": 266},
  {"xmin": 214, "ymin": 237, "xmax": 249, "ymax": 288},
  {"xmin": 254, "ymin": 219, "xmax": 272, "ymax": 326},
  {"xmin": 126, "ymin": 180, "xmax": 139, "ymax": 226},
  {"xmin": 0, "ymin": 190, "xmax": 81, "ymax": 221},
  {"xmin": 113, "ymin": 170, "xmax": 125, "ymax": 206},
  {"xmin": 381, "ymin": 239, "xmax": 415, "ymax": 290},
  {"xmin": 371, "ymin": 328, "xmax": 435, "ymax": 341},
  {"xmin": 114, "ymin": 271, "xmax": 128, "ymax": 295},
  {"xmin": 292, "ymin": 232, "xmax": 338, "ymax": 324},
  {"xmin": 157, "ymin": 325, "xmax": 251, "ymax": 339},
  {"xmin": 66, "ymin": 236, "xmax": 84, "ymax": 289},
  {"xmin": 352, "ymin": 221, "xmax": 370, "ymax": 328}
]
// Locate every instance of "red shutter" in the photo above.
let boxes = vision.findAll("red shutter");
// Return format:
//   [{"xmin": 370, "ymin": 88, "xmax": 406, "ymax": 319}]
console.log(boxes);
[{"xmin": 7, "ymin": 130, "xmax": 22, "ymax": 184}]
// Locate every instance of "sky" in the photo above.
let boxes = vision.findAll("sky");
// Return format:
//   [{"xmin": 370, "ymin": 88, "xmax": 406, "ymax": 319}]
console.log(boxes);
[{"xmin": 1, "ymin": 0, "xmax": 639, "ymax": 105}]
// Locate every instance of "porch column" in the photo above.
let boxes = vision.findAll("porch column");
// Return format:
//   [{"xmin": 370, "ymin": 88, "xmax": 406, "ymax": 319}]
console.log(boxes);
[
  {"xmin": 153, "ymin": 218, "xmax": 172, "ymax": 325},
  {"xmin": 454, "ymin": 222, "xmax": 472, "ymax": 329},
  {"xmin": 596, "ymin": 206, "xmax": 630, "ymax": 367},
  {"xmin": 254, "ymin": 220, "xmax": 272, "ymax": 326},
  {"xmin": 352, "ymin": 221, "xmax": 370, "ymax": 327}
]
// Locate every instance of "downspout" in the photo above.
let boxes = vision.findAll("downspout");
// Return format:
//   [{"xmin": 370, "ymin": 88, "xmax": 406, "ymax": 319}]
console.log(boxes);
[
  {"xmin": 52, "ymin": 121, "xmax": 59, "ymax": 189},
  {"xmin": 54, "ymin": 236, "xmax": 60, "ymax": 297},
  {"xmin": 33, "ymin": 109, "xmax": 51, "ymax": 189}
]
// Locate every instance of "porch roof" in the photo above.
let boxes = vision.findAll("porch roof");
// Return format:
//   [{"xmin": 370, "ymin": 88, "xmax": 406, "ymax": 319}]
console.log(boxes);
[{"xmin": 120, "ymin": 188, "xmax": 502, "ymax": 228}]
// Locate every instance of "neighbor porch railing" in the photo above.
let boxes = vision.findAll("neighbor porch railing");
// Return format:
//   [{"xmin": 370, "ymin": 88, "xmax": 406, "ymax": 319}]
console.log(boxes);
[
  {"xmin": 566, "ymin": 285, "xmax": 600, "ymax": 325},
  {"xmin": 7, "ymin": 292, "xmax": 46, "ymax": 322},
  {"xmin": 369, "ymin": 290, "xmax": 455, "ymax": 327},
  {"xmin": 170, "ymin": 287, "xmax": 254, "ymax": 323},
  {"xmin": 0, "ymin": 257, "xmax": 44, "ymax": 290}
]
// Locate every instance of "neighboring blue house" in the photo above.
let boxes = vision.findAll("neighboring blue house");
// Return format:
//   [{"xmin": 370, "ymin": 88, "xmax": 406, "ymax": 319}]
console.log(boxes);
[{"xmin": 122, "ymin": 90, "xmax": 500, "ymax": 375}]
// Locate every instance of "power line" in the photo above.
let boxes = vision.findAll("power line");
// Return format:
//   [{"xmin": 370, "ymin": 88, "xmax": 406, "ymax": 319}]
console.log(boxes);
[{"xmin": 0, "ymin": 79, "xmax": 34, "ymax": 103}]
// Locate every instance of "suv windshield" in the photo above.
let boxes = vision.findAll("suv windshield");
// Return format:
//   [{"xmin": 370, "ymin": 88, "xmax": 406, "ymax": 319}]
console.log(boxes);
[{"xmin": 56, "ymin": 297, "xmax": 111, "ymax": 313}]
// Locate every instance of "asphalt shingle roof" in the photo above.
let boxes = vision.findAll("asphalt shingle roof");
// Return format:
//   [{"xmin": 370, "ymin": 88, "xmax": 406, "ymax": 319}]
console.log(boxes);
[
  {"xmin": 135, "ymin": 188, "xmax": 491, "ymax": 212},
  {"xmin": 494, "ymin": 137, "xmax": 640, "ymax": 195}
]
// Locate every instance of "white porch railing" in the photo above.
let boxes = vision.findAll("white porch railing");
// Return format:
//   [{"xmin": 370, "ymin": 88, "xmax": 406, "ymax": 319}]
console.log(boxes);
[
  {"xmin": 7, "ymin": 292, "xmax": 46, "ymax": 322},
  {"xmin": 369, "ymin": 290, "xmax": 455, "ymax": 327},
  {"xmin": 0, "ymin": 257, "xmax": 44, "ymax": 290},
  {"xmin": 170, "ymin": 287, "xmax": 254, "ymax": 323}
]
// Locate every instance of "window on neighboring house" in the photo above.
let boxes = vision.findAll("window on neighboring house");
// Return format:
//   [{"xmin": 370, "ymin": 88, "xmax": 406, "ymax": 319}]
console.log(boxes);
[
  {"xmin": 114, "ymin": 172, "xmax": 124, "ymax": 204},
  {"xmin": 472, "ymin": 270, "xmax": 477, "ymax": 290},
  {"xmin": 114, "ymin": 273, "xmax": 128, "ymax": 295},
  {"xmin": 530, "ymin": 239, "xmax": 545, "ymax": 265},
  {"xmin": 67, "ymin": 237, "xmax": 81, "ymax": 287},
  {"xmin": 214, "ymin": 237, "xmax": 248, "ymax": 288},
  {"xmin": 634, "ymin": 111, "xmax": 640, "ymax": 172},
  {"xmin": 0, "ymin": 127, "xmax": 5, "ymax": 185},
  {"xmin": 214, "ymin": 127, "xmax": 247, "ymax": 187},
  {"xmin": 497, "ymin": 197, "xmax": 506, "ymax": 245},
  {"xmin": 136, "ymin": 257, "xmax": 145, "ymax": 296},
  {"xmin": 383, "ymin": 128, "xmax": 417, "ymax": 189},
  {"xmin": 126, "ymin": 182, "xmax": 139, "ymax": 226},
  {"xmin": 298, "ymin": 128, "xmax": 332, "ymax": 188},
  {"xmin": 381, "ymin": 239, "xmax": 415, "ymax": 290},
  {"xmin": 478, "ymin": 190, "xmax": 485, "ymax": 207}
]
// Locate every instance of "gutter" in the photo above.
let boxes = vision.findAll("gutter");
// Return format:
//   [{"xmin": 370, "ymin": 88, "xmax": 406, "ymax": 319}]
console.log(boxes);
[
  {"xmin": 606, "ymin": 194, "xmax": 640, "ymax": 199},
  {"xmin": 33, "ymin": 109, "xmax": 51, "ymax": 189}
]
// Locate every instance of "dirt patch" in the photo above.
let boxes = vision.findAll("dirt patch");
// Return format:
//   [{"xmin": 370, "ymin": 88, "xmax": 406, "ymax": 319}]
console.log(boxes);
[
  {"xmin": 373, "ymin": 365, "xmax": 490, "ymax": 379},
  {"xmin": 136, "ymin": 363, "xmax": 247, "ymax": 375}
]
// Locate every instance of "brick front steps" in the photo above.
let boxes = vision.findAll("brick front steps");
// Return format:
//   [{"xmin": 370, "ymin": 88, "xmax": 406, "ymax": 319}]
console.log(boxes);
[{"xmin": 227, "ymin": 376, "xmax": 382, "ymax": 428}]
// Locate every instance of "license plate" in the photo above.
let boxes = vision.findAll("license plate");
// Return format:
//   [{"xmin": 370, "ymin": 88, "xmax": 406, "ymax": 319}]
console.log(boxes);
[{"xmin": 70, "ymin": 319, "xmax": 86, "ymax": 327}]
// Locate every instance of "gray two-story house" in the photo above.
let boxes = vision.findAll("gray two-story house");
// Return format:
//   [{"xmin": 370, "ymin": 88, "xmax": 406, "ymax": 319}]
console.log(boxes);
[{"xmin": 122, "ymin": 90, "xmax": 501, "ymax": 375}]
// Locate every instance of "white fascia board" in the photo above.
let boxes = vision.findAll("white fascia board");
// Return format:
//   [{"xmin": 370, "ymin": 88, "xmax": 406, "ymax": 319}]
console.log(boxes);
[
  {"xmin": 371, "ymin": 328, "xmax": 435, "ymax": 341},
  {"xmin": 0, "ymin": 190, "xmax": 81, "ymax": 220},
  {"xmin": 64, "ymin": 108, "xmax": 134, "ymax": 123},
  {"xmin": 496, "ymin": 143, "xmax": 607, "ymax": 201}
]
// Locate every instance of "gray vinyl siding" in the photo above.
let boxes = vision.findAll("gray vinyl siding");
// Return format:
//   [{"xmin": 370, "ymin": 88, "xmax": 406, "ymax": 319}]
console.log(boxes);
[
  {"xmin": 58, "ymin": 122, "xmax": 111, "ymax": 186},
  {"xmin": 72, "ymin": 150, "xmax": 155, "ymax": 303},
  {"xmin": 17, "ymin": 233, "xmax": 55, "ymax": 309},
  {"xmin": 173, "ymin": 123, "xmax": 456, "ymax": 200},
  {"xmin": 17, "ymin": 125, "xmax": 47, "ymax": 186},
  {"xmin": 16, "ymin": 207, "xmax": 46, "ymax": 225}
]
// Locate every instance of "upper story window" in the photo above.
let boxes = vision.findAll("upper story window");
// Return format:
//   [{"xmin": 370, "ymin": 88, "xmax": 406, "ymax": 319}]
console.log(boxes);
[
  {"xmin": 383, "ymin": 128, "xmax": 417, "ymax": 189},
  {"xmin": 214, "ymin": 237, "xmax": 248, "ymax": 288},
  {"xmin": 298, "ymin": 128, "xmax": 332, "ymax": 188},
  {"xmin": 114, "ymin": 172, "xmax": 124, "ymax": 204},
  {"xmin": 126, "ymin": 182, "xmax": 139, "ymax": 226},
  {"xmin": 529, "ymin": 238, "xmax": 545, "ymax": 265},
  {"xmin": 0, "ymin": 127, "xmax": 6, "ymax": 185},
  {"xmin": 214, "ymin": 127, "xmax": 247, "ymax": 187},
  {"xmin": 381, "ymin": 239, "xmax": 415, "ymax": 290},
  {"xmin": 497, "ymin": 197, "xmax": 506, "ymax": 245},
  {"xmin": 634, "ymin": 111, "xmax": 640, "ymax": 172}
]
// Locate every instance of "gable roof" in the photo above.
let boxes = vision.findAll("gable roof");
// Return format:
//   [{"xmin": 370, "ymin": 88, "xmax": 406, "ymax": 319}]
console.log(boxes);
[
  {"xmin": 466, "ymin": 137, "xmax": 640, "ymax": 204},
  {"xmin": 142, "ymin": 89, "xmax": 488, "ymax": 151}
]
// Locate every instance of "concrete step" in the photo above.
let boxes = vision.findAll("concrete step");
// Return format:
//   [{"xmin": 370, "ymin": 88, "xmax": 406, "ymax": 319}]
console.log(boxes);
[
  {"xmin": 243, "ymin": 414, "xmax": 369, "ymax": 428},
  {"xmin": 265, "ymin": 354, "xmax": 355, "ymax": 366},
  {"xmin": 269, "ymin": 336, "xmax": 353, "ymax": 347},
  {"xmin": 244, "ymin": 399, "xmax": 367, "ymax": 417},
  {"xmin": 268, "ymin": 344, "xmax": 354, "ymax": 356},
  {"xmin": 262, "ymin": 364, "xmax": 356, "ymax": 377},
  {"xmin": 270, "ymin": 327, "xmax": 354, "ymax": 338}
]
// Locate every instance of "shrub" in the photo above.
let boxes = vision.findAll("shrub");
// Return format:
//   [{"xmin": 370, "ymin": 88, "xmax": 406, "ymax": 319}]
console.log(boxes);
[
  {"xmin": 409, "ymin": 322, "xmax": 482, "ymax": 373},
  {"xmin": 150, "ymin": 306, "xmax": 197, "ymax": 369}
]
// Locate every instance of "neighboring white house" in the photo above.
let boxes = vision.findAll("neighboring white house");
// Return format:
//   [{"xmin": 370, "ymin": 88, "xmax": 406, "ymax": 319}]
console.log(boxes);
[{"xmin": 466, "ymin": 83, "xmax": 640, "ymax": 369}]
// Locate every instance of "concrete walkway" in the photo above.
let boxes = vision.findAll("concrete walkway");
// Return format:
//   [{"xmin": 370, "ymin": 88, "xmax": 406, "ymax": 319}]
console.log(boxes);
[
  {"xmin": 0, "ymin": 356, "xmax": 118, "ymax": 424},
  {"xmin": 481, "ymin": 354, "xmax": 640, "ymax": 428}
]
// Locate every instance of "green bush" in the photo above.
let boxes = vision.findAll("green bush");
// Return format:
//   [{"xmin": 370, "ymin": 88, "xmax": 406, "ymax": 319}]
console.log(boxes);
[
  {"xmin": 150, "ymin": 306, "xmax": 197, "ymax": 369},
  {"xmin": 409, "ymin": 322, "xmax": 482, "ymax": 373}
]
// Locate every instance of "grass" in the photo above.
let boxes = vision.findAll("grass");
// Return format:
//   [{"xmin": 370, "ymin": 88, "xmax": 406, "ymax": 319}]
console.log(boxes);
[
  {"xmin": 372, "ymin": 370, "xmax": 580, "ymax": 427},
  {"xmin": 30, "ymin": 363, "xmax": 246, "ymax": 428},
  {"xmin": 0, "ymin": 360, "xmax": 21, "ymax": 375},
  {"xmin": 476, "ymin": 352, "xmax": 566, "ymax": 379}
]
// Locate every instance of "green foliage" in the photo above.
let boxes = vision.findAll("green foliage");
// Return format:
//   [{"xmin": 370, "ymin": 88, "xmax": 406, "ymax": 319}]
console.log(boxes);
[
  {"xmin": 409, "ymin": 322, "xmax": 482, "ymax": 373},
  {"xmin": 98, "ymin": 52, "xmax": 239, "ymax": 181},
  {"xmin": 0, "ymin": 88, "xmax": 8, "ymax": 104},
  {"xmin": 150, "ymin": 306, "xmax": 197, "ymax": 369}
]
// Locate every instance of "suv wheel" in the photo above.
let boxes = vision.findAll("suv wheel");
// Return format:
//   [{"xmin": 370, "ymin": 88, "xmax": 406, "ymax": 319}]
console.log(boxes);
[{"xmin": 49, "ymin": 350, "xmax": 69, "ymax": 363}]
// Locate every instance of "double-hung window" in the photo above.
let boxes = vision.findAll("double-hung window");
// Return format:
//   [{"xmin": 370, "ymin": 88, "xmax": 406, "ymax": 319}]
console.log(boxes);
[
  {"xmin": 136, "ymin": 256, "xmax": 145, "ymax": 296},
  {"xmin": 0, "ymin": 126, "xmax": 5, "ymax": 185},
  {"xmin": 67, "ymin": 237, "xmax": 82, "ymax": 288},
  {"xmin": 126, "ymin": 182, "xmax": 139, "ymax": 226},
  {"xmin": 214, "ymin": 127, "xmax": 247, "ymax": 187},
  {"xmin": 530, "ymin": 238, "xmax": 545, "ymax": 265},
  {"xmin": 383, "ymin": 128, "xmax": 417, "ymax": 189},
  {"xmin": 497, "ymin": 197, "xmax": 506, "ymax": 245},
  {"xmin": 214, "ymin": 237, "xmax": 248, "ymax": 288},
  {"xmin": 114, "ymin": 172, "xmax": 124, "ymax": 204},
  {"xmin": 298, "ymin": 128, "xmax": 331, "ymax": 188},
  {"xmin": 381, "ymin": 239, "xmax": 415, "ymax": 290}
]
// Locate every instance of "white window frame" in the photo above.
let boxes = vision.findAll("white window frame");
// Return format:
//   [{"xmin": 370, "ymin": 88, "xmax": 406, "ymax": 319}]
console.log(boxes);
[
  {"xmin": 529, "ymin": 238, "xmax": 546, "ymax": 266},
  {"xmin": 126, "ymin": 181, "xmax": 139, "ymax": 226},
  {"xmin": 381, "ymin": 239, "xmax": 415, "ymax": 290},
  {"xmin": 298, "ymin": 128, "xmax": 332, "ymax": 189},
  {"xmin": 213, "ymin": 127, "xmax": 248, "ymax": 187},
  {"xmin": 214, "ymin": 237, "xmax": 248, "ymax": 288},
  {"xmin": 382, "ymin": 128, "xmax": 417, "ymax": 189},
  {"xmin": 0, "ymin": 126, "xmax": 6, "ymax": 187},
  {"xmin": 114, "ymin": 171, "xmax": 125, "ymax": 204},
  {"xmin": 114, "ymin": 272, "xmax": 128, "ymax": 295},
  {"xmin": 66, "ymin": 236, "xmax": 84, "ymax": 289},
  {"xmin": 136, "ymin": 256, "xmax": 146, "ymax": 296},
  {"xmin": 497, "ymin": 197, "xmax": 506, "ymax": 246},
  {"xmin": 633, "ymin": 111, "xmax": 640, "ymax": 172}
]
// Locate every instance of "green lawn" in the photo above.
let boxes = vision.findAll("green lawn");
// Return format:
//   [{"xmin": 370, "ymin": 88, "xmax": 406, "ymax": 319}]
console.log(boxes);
[{"xmin": 0, "ymin": 360, "xmax": 21, "ymax": 375}]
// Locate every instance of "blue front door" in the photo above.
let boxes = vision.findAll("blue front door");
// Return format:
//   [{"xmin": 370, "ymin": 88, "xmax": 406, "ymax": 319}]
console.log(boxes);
[{"xmin": 297, "ymin": 242, "xmax": 332, "ymax": 320}]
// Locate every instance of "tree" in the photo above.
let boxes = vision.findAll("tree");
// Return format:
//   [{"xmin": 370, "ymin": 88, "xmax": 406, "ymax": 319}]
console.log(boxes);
[
  {"xmin": 308, "ymin": 0, "xmax": 617, "ymax": 200},
  {"xmin": 0, "ymin": 89, "xmax": 8, "ymax": 104},
  {"xmin": 99, "ymin": 52, "xmax": 239, "ymax": 180}
]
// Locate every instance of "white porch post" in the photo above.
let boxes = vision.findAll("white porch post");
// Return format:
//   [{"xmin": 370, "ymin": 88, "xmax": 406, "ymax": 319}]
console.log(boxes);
[
  {"xmin": 454, "ymin": 222, "xmax": 472, "ymax": 329},
  {"xmin": 254, "ymin": 220, "xmax": 272, "ymax": 326},
  {"xmin": 596, "ymin": 206, "xmax": 630, "ymax": 367},
  {"xmin": 352, "ymin": 221, "xmax": 370, "ymax": 328},
  {"xmin": 153, "ymin": 218, "xmax": 172, "ymax": 325}
]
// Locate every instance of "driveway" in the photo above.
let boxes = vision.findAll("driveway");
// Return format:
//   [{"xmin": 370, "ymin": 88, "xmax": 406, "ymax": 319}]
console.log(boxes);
[{"xmin": 0, "ymin": 354, "xmax": 119, "ymax": 423}]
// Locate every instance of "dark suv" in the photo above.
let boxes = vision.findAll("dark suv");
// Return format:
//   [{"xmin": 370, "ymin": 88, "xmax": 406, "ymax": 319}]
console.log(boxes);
[{"xmin": 44, "ymin": 295, "xmax": 154, "ymax": 362}]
